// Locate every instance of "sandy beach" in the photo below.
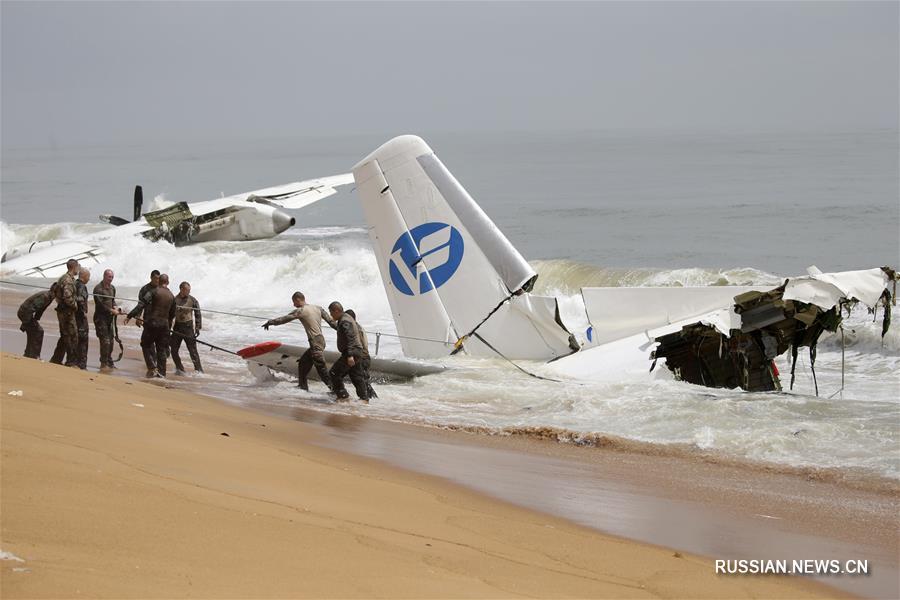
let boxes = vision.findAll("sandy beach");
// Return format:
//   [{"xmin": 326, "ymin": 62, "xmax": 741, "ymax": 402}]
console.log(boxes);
[
  {"xmin": 3, "ymin": 1, "xmax": 898, "ymax": 597},
  {"xmin": 0, "ymin": 350, "xmax": 845, "ymax": 600},
  {"xmin": 1, "ymin": 284, "xmax": 897, "ymax": 599}
]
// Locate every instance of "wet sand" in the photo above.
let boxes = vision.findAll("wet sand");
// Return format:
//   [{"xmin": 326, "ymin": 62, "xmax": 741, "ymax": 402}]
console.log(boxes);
[{"xmin": 2, "ymin": 284, "xmax": 897, "ymax": 597}]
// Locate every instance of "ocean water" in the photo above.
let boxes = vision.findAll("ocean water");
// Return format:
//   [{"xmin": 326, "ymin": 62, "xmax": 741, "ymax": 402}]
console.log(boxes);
[{"xmin": 2, "ymin": 129, "xmax": 898, "ymax": 482}]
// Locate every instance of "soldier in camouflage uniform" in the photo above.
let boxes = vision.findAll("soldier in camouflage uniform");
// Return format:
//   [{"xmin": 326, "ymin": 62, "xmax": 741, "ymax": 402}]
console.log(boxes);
[
  {"xmin": 49, "ymin": 259, "xmax": 80, "ymax": 367},
  {"xmin": 127, "ymin": 273, "xmax": 176, "ymax": 377},
  {"xmin": 138, "ymin": 270, "xmax": 160, "ymax": 319},
  {"xmin": 262, "ymin": 291, "xmax": 336, "ymax": 391},
  {"xmin": 72, "ymin": 269, "xmax": 91, "ymax": 369},
  {"xmin": 93, "ymin": 269, "xmax": 123, "ymax": 371},
  {"xmin": 345, "ymin": 309, "xmax": 377, "ymax": 399},
  {"xmin": 17, "ymin": 283, "xmax": 58, "ymax": 359},
  {"xmin": 171, "ymin": 281, "xmax": 203, "ymax": 375},
  {"xmin": 327, "ymin": 301, "xmax": 369, "ymax": 402}
]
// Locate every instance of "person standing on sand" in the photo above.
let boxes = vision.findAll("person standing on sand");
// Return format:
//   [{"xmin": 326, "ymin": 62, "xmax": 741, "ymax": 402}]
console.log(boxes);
[
  {"xmin": 128, "ymin": 273, "xmax": 176, "ymax": 378},
  {"xmin": 171, "ymin": 281, "xmax": 203, "ymax": 375},
  {"xmin": 49, "ymin": 259, "xmax": 80, "ymax": 367},
  {"xmin": 262, "ymin": 291, "xmax": 336, "ymax": 391},
  {"xmin": 17, "ymin": 283, "xmax": 58, "ymax": 359},
  {"xmin": 72, "ymin": 268, "xmax": 91, "ymax": 369},
  {"xmin": 93, "ymin": 269, "xmax": 123, "ymax": 372}
]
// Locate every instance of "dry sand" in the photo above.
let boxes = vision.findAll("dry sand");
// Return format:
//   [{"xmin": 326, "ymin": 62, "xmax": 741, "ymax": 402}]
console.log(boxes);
[{"xmin": 0, "ymin": 353, "xmax": 839, "ymax": 599}]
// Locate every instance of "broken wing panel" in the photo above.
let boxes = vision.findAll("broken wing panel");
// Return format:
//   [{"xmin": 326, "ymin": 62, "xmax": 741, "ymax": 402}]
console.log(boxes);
[
  {"xmin": 184, "ymin": 173, "xmax": 355, "ymax": 217},
  {"xmin": 784, "ymin": 267, "xmax": 888, "ymax": 309},
  {"xmin": 243, "ymin": 173, "xmax": 355, "ymax": 210},
  {"xmin": 582, "ymin": 286, "xmax": 769, "ymax": 345},
  {"xmin": 466, "ymin": 294, "xmax": 577, "ymax": 360}
]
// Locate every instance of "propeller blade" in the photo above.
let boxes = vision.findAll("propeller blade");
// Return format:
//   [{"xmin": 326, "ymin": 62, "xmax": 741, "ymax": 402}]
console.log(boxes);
[{"xmin": 133, "ymin": 185, "xmax": 143, "ymax": 221}]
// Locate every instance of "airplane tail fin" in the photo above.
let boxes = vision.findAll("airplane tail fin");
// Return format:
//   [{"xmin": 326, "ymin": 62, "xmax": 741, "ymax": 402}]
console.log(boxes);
[{"xmin": 352, "ymin": 135, "xmax": 578, "ymax": 360}]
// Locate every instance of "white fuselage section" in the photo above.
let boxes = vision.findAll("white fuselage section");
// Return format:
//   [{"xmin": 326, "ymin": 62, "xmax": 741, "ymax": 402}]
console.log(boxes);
[{"xmin": 140, "ymin": 198, "xmax": 296, "ymax": 243}]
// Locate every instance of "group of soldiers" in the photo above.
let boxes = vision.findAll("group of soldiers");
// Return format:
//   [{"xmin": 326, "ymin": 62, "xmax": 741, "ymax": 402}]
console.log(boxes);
[
  {"xmin": 262, "ymin": 292, "xmax": 376, "ymax": 402},
  {"xmin": 17, "ymin": 260, "xmax": 375, "ymax": 402},
  {"xmin": 18, "ymin": 258, "xmax": 123, "ymax": 371},
  {"xmin": 17, "ymin": 260, "xmax": 203, "ymax": 378},
  {"xmin": 123, "ymin": 268, "xmax": 203, "ymax": 378}
]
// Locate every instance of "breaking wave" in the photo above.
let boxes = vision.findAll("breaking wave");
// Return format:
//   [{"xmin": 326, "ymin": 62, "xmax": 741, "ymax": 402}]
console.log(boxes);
[
  {"xmin": 439, "ymin": 424, "xmax": 900, "ymax": 495},
  {"xmin": 817, "ymin": 309, "xmax": 900, "ymax": 355},
  {"xmin": 530, "ymin": 259, "xmax": 783, "ymax": 294},
  {"xmin": 3, "ymin": 220, "xmax": 898, "ymax": 484}
]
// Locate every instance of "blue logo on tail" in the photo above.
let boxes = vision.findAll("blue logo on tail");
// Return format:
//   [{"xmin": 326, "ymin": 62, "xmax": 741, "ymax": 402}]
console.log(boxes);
[{"xmin": 389, "ymin": 222, "xmax": 464, "ymax": 296}]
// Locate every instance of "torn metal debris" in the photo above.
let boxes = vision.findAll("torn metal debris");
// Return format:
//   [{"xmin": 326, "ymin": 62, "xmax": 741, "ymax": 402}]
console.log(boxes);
[{"xmin": 651, "ymin": 267, "xmax": 897, "ymax": 393}]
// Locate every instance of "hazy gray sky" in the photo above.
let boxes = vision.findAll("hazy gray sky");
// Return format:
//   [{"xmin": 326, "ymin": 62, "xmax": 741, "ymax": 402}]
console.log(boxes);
[{"xmin": 2, "ymin": 1, "xmax": 897, "ymax": 148}]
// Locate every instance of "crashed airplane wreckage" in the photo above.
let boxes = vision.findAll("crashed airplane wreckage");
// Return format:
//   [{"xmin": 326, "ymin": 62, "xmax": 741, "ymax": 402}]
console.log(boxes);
[
  {"xmin": 350, "ymin": 134, "xmax": 897, "ymax": 393},
  {"xmin": 105, "ymin": 175, "xmax": 353, "ymax": 246},
  {"xmin": 643, "ymin": 267, "xmax": 894, "ymax": 392},
  {"xmin": 1, "ymin": 174, "xmax": 354, "ymax": 278}
]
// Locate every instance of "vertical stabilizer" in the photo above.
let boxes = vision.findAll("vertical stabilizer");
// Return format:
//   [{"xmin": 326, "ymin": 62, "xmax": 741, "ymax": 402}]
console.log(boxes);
[{"xmin": 353, "ymin": 135, "xmax": 577, "ymax": 360}]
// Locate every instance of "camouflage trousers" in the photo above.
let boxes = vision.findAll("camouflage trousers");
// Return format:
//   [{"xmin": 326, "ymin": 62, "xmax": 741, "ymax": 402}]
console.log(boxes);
[
  {"xmin": 328, "ymin": 354, "xmax": 369, "ymax": 400},
  {"xmin": 20, "ymin": 320, "xmax": 44, "ymax": 359},
  {"xmin": 50, "ymin": 309, "xmax": 78, "ymax": 366},
  {"xmin": 141, "ymin": 324, "xmax": 170, "ymax": 376},
  {"xmin": 359, "ymin": 356, "xmax": 376, "ymax": 399},
  {"xmin": 94, "ymin": 316, "xmax": 115, "ymax": 367},
  {"xmin": 76, "ymin": 326, "xmax": 89, "ymax": 369},
  {"xmin": 170, "ymin": 322, "xmax": 202, "ymax": 372},
  {"xmin": 297, "ymin": 335, "xmax": 330, "ymax": 391}
]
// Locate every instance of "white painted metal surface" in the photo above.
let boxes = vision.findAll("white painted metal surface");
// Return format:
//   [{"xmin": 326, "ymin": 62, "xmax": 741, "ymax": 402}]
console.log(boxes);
[
  {"xmin": 352, "ymin": 135, "xmax": 576, "ymax": 360},
  {"xmin": 784, "ymin": 266, "xmax": 889, "ymax": 309},
  {"xmin": 1, "ymin": 173, "xmax": 354, "ymax": 276},
  {"xmin": 240, "ymin": 342, "xmax": 449, "ymax": 381},
  {"xmin": 0, "ymin": 240, "xmax": 105, "ymax": 278},
  {"xmin": 581, "ymin": 286, "xmax": 770, "ymax": 345}
]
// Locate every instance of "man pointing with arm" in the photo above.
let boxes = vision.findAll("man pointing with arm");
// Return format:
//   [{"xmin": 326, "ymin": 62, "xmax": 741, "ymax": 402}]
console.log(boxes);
[{"xmin": 262, "ymin": 291, "xmax": 336, "ymax": 391}]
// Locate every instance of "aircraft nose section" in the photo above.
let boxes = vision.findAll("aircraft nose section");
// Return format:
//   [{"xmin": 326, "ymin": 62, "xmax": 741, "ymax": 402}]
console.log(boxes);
[{"xmin": 272, "ymin": 210, "xmax": 295, "ymax": 234}]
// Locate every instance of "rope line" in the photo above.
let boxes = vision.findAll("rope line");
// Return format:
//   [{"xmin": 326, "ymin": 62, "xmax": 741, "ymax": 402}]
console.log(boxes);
[
  {"xmin": 472, "ymin": 332, "xmax": 565, "ymax": 383},
  {"xmin": 1, "ymin": 278, "xmax": 453, "ymax": 347},
  {"xmin": 168, "ymin": 329, "xmax": 239, "ymax": 355}
]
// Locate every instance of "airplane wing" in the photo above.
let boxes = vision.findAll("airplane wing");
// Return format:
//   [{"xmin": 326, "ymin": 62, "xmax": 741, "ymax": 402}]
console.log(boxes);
[
  {"xmin": 580, "ymin": 285, "xmax": 772, "ymax": 345},
  {"xmin": 188, "ymin": 173, "xmax": 355, "ymax": 215},
  {"xmin": 236, "ymin": 341, "xmax": 449, "ymax": 381}
]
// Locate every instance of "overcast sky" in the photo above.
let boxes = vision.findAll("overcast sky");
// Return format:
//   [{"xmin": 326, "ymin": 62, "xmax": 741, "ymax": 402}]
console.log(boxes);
[{"xmin": 2, "ymin": 1, "xmax": 897, "ymax": 148}]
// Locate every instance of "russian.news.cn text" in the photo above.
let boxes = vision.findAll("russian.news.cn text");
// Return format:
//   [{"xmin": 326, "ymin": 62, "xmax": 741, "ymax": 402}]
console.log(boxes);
[{"xmin": 715, "ymin": 559, "xmax": 869, "ymax": 576}]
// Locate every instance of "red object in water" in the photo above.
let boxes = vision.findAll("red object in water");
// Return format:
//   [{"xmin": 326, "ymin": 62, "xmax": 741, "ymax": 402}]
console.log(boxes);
[{"xmin": 237, "ymin": 341, "xmax": 282, "ymax": 359}]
